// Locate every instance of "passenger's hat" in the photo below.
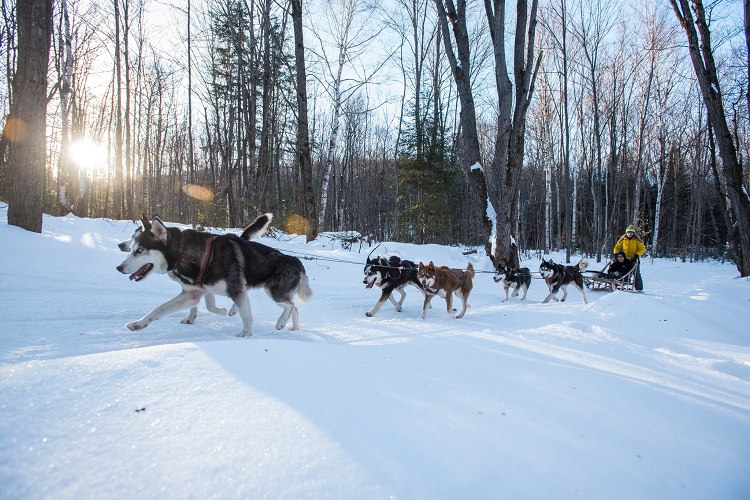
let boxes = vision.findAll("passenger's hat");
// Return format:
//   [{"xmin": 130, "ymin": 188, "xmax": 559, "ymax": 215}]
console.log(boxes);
[{"xmin": 625, "ymin": 225, "xmax": 636, "ymax": 233}]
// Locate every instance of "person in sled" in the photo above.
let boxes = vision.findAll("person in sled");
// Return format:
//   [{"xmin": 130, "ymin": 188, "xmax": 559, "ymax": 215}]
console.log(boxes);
[
  {"xmin": 613, "ymin": 225, "xmax": 645, "ymax": 291},
  {"xmin": 607, "ymin": 251, "xmax": 634, "ymax": 279}
]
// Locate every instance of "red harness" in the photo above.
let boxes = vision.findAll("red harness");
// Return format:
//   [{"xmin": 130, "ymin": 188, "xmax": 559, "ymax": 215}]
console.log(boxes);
[
  {"xmin": 174, "ymin": 235, "xmax": 217, "ymax": 286},
  {"xmin": 196, "ymin": 235, "xmax": 217, "ymax": 285}
]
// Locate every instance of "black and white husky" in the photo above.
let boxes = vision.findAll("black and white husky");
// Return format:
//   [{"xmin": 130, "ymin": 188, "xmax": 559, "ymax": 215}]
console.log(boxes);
[
  {"xmin": 363, "ymin": 255, "xmax": 425, "ymax": 317},
  {"xmin": 116, "ymin": 216, "xmax": 271, "ymax": 324},
  {"xmin": 493, "ymin": 266, "xmax": 531, "ymax": 301},
  {"xmin": 539, "ymin": 258, "xmax": 588, "ymax": 304},
  {"xmin": 116, "ymin": 214, "xmax": 312, "ymax": 336}
]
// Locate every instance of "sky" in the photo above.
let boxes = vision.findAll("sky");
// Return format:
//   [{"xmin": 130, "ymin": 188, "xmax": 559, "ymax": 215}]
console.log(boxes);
[{"xmin": 1, "ymin": 203, "xmax": 749, "ymax": 498}]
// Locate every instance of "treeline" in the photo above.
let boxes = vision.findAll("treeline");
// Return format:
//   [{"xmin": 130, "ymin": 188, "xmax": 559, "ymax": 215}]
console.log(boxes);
[{"xmin": 0, "ymin": 0, "xmax": 748, "ymax": 266}]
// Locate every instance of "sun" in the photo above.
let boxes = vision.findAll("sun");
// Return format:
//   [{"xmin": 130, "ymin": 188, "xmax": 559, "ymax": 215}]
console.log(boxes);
[{"xmin": 68, "ymin": 138, "xmax": 107, "ymax": 175}]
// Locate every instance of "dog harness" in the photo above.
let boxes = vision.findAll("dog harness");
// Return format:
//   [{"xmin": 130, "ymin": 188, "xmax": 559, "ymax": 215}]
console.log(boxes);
[
  {"xmin": 174, "ymin": 235, "xmax": 217, "ymax": 286},
  {"xmin": 196, "ymin": 235, "xmax": 218, "ymax": 286}
]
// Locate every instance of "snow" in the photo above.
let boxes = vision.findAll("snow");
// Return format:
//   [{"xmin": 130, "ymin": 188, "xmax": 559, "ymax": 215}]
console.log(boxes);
[
  {"xmin": 1, "ymin": 203, "xmax": 750, "ymax": 499},
  {"xmin": 486, "ymin": 196, "xmax": 497, "ymax": 257}
]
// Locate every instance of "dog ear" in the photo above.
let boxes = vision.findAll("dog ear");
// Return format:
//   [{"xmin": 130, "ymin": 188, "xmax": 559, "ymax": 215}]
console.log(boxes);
[
  {"xmin": 428, "ymin": 261, "xmax": 435, "ymax": 269},
  {"xmin": 418, "ymin": 262, "xmax": 424, "ymax": 271},
  {"xmin": 150, "ymin": 217, "xmax": 168, "ymax": 241},
  {"xmin": 140, "ymin": 214, "xmax": 151, "ymax": 232}
]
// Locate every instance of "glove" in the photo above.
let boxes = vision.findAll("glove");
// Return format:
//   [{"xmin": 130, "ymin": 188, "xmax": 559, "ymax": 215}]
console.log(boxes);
[{"xmin": 613, "ymin": 272, "xmax": 621, "ymax": 278}]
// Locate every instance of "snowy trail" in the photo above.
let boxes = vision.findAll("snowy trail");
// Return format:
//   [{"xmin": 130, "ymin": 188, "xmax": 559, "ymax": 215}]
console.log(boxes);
[{"xmin": 1, "ymin": 207, "xmax": 749, "ymax": 498}]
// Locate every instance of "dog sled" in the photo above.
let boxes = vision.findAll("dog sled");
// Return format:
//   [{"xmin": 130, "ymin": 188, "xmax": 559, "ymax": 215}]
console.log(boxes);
[{"xmin": 582, "ymin": 261, "xmax": 638, "ymax": 292}]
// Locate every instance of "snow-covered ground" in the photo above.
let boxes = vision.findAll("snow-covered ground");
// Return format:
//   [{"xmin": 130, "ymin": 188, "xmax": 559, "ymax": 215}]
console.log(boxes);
[{"xmin": 1, "ymin": 204, "xmax": 749, "ymax": 499}]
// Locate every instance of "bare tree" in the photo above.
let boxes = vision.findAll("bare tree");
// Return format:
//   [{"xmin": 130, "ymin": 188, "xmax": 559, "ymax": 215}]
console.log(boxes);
[
  {"xmin": 57, "ymin": 0, "xmax": 76, "ymax": 214},
  {"xmin": 484, "ymin": 0, "xmax": 542, "ymax": 267},
  {"xmin": 291, "ymin": 0, "xmax": 318, "ymax": 241},
  {"xmin": 312, "ymin": 0, "xmax": 383, "ymax": 229},
  {"xmin": 434, "ymin": 0, "xmax": 489, "ymax": 247},
  {"xmin": 670, "ymin": 0, "xmax": 750, "ymax": 276},
  {"xmin": 7, "ymin": 0, "xmax": 53, "ymax": 233}
]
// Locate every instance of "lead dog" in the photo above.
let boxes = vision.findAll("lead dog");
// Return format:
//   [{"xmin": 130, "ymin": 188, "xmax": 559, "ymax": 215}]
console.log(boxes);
[
  {"xmin": 493, "ymin": 266, "xmax": 531, "ymax": 301},
  {"xmin": 363, "ymin": 255, "xmax": 426, "ymax": 317},
  {"xmin": 117, "ymin": 214, "xmax": 272, "ymax": 324},
  {"xmin": 417, "ymin": 261, "xmax": 474, "ymax": 319},
  {"xmin": 539, "ymin": 258, "xmax": 588, "ymax": 304},
  {"xmin": 116, "ymin": 214, "xmax": 311, "ymax": 336}
]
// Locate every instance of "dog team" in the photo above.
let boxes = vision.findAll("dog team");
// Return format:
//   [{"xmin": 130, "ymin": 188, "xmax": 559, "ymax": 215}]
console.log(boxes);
[{"xmin": 116, "ymin": 213, "xmax": 605, "ymax": 335}]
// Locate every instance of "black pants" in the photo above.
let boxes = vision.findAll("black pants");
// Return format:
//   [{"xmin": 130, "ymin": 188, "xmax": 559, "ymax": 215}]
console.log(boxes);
[{"xmin": 634, "ymin": 262, "xmax": 643, "ymax": 291}]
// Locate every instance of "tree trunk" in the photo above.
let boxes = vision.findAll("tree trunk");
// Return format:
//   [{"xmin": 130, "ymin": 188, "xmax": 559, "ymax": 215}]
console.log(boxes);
[
  {"xmin": 291, "ymin": 0, "xmax": 318, "ymax": 241},
  {"xmin": 7, "ymin": 0, "xmax": 53, "ymax": 233},
  {"xmin": 484, "ymin": 0, "xmax": 541, "ymax": 268},
  {"xmin": 670, "ymin": 0, "xmax": 750, "ymax": 276},
  {"xmin": 561, "ymin": 0, "xmax": 571, "ymax": 262},
  {"xmin": 58, "ymin": 0, "xmax": 77, "ymax": 215},
  {"xmin": 319, "ymin": 46, "xmax": 346, "ymax": 230},
  {"xmin": 435, "ymin": 0, "xmax": 488, "ymax": 246}
]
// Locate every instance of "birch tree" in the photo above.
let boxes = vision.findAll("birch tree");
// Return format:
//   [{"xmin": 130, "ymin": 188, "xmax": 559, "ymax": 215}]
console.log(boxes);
[{"xmin": 312, "ymin": 0, "xmax": 382, "ymax": 230}]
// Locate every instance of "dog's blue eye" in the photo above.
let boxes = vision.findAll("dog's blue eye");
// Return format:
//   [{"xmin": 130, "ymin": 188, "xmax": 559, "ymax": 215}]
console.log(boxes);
[{"xmin": 135, "ymin": 248, "xmax": 143, "ymax": 254}]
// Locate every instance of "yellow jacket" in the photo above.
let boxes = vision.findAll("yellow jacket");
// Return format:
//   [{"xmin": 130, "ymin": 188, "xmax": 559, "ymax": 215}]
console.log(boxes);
[{"xmin": 613, "ymin": 234, "xmax": 646, "ymax": 259}]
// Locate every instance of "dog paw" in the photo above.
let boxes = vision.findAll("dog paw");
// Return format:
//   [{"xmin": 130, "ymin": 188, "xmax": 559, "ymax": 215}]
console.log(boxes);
[
  {"xmin": 180, "ymin": 318, "xmax": 196, "ymax": 325},
  {"xmin": 236, "ymin": 331, "xmax": 252, "ymax": 337},
  {"xmin": 365, "ymin": 312, "xmax": 374, "ymax": 317},
  {"xmin": 126, "ymin": 320, "xmax": 148, "ymax": 331},
  {"xmin": 228, "ymin": 305, "xmax": 237, "ymax": 317}
]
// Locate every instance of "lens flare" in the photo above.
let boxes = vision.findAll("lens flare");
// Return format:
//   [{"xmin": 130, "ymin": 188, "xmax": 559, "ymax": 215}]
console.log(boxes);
[
  {"xmin": 285, "ymin": 214, "xmax": 309, "ymax": 235},
  {"xmin": 182, "ymin": 184, "xmax": 215, "ymax": 202}
]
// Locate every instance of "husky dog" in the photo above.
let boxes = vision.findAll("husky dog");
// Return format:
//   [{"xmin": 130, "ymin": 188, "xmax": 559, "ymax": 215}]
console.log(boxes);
[
  {"xmin": 117, "ymin": 215, "xmax": 272, "ymax": 324},
  {"xmin": 363, "ymin": 255, "xmax": 425, "ymax": 317},
  {"xmin": 539, "ymin": 258, "xmax": 588, "ymax": 304},
  {"xmin": 417, "ymin": 262, "xmax": 475, "ymax": 319},
  {"xmin": 116, "ymin": 214, "xmax": 312, "ymax": 336},
  {"xmin": 493, "ymin": 266, "xmax": 531, "ymax": 301}
]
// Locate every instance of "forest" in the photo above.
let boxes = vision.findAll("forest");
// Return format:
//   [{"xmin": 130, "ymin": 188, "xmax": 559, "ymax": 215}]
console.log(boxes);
[{"xmin": 1, "ymin": 0, "xmax": 749, "ymax": 269}]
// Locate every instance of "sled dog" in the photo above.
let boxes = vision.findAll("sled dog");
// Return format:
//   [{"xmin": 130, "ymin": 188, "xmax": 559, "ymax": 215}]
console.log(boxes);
[
  {"xmin": 493, "ymin": 266, "xmax": 532, "ymax": 301},
  {"xmin": 363, "ymin": 255, "xmax": 426, "ymax": 317},
  {"xmin": 539, "ymin": 258, "xmax": 588, "ymax": 304},
  {"xmin": 116, "ymin": 214, "xmax": 311, "ymax": 336},
  {"xmin": 417, "ymin": 261, "xmax": 475, "ymax": 319},
  {"xmin": 117, "ymin": 214, "xmax": 272, "ymax": 324}
]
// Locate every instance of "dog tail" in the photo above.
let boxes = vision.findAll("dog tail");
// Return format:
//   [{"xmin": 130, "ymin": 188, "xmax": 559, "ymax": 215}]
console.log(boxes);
[
  {"xmin": 578, "ymin": 258, "xmax": 589, "ymax": 271},
  {"xmin": 241, "ymin": 213, "xmax": 273, "ymax": 240},
  {"xmin": 464, "ymin": 262, "xmax": 475, "ymax": 278},
  {"xmin": 296, "ymin": 272, "xmax": 313, "ymax": 303}
]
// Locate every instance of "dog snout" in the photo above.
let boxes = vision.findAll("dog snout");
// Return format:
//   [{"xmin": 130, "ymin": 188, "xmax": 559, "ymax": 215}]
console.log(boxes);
[{"xmin": 116, "ymin": 264, "xmax": 126, "ymax": 274}]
